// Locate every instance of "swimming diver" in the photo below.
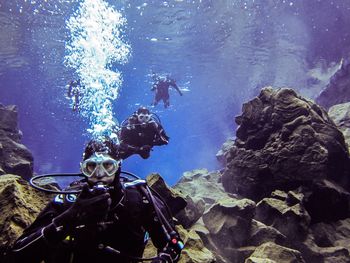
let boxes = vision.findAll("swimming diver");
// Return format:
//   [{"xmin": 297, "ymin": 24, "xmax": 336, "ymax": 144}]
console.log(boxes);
[{"xmin": 151, "ymin": 73, "xmax": 183, "ymax": 108}]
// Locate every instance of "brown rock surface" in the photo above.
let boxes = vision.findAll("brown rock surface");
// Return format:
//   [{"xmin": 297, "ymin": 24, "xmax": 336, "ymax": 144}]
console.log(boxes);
[
  {"xmin": 245, "ymin": 242, "xmax": 306, "ymax": 263},
  {"xmin": 0, "ymin": 174, "xmax": 52, "ymax": 248}
]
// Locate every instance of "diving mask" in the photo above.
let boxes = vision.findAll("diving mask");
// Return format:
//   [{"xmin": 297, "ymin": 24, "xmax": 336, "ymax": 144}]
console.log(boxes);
[
  {"xmin": 137, "ymin": 113, "xmax": 151, "ymax": 123},
  {"xmin": 81, "ymin": 153, "xmax": 120, "ymax": 177}
]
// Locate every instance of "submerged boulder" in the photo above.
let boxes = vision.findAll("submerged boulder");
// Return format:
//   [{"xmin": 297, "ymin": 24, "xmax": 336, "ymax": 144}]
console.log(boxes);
[
  {"xmin": 316, "ymin": 58, "xmax": 350, "ymax": 110},
  {"xmin": 245, "ymin": 242, "xmax": 306, "ymax": 263},
  {"xmin": 173, "ymin": 169, "xmax": 234, "ymax": 228},
  {"xmin": 222, "ymin": 87, "xmax": 350, "ymax": 201},
  {"xmin": 328, "ymin": 102, "xmax": 350, "ymax": 151},
  {"xmin": 0, "ymin": 104, "xmax": 33, "ymax": 180},
  {"xmin": 146, "ymin": 173, "xmax": 187, "ymax": 217}
]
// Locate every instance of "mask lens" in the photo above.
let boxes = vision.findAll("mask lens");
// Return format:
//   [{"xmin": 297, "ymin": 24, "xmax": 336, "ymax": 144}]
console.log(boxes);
[
  {"xmin": 103, "ymin": 161, "xmax": 116, "ymax": 173},
  {"xmin": 86, "ymin": 162, "xmax": 97, "ymax": 173}
]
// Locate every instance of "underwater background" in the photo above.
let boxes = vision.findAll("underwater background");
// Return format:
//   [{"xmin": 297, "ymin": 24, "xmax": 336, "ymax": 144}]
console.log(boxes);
[{"xmin": 1, "ymin": 0, "xmax": 350, "ymax": 185}]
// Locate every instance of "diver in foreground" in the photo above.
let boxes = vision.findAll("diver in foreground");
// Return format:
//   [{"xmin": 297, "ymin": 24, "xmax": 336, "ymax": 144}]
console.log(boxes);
[
  {"xmin": 10, "ymin": 138, "xmax": 183, "ymax": 263},
  {"xmin": 118, "ymin": 106, "xmax": 170, "ymax": 159},
  {"xmin": 151, "ymin": 73, "xmax": 183, "ymax": 108}
]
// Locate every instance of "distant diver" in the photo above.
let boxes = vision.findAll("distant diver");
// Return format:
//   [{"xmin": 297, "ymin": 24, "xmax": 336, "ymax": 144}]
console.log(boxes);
[
  {"xmin": 67, "ymin": 79, "xmax": 81, "ymax": 112},
  {"xmin": 9, "ymin": 137, "xmax": 183, "ymax": 263},
  {"xmin": 151, "ymin": 73, "xmax": 183, "ymax": 108},
  {"xmin": 118, "ymin": 106, "xmax": 169, "ymax": 159}
]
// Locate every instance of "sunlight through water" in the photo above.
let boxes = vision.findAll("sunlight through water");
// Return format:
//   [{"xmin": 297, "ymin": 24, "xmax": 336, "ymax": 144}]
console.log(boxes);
[{"xmin": 64, "ymin": 0, "xmax": 131, "ymax": 140}]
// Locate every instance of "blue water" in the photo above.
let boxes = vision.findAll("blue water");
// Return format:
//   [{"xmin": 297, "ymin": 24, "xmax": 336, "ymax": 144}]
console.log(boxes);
[{"xmin": 1, "ymin": 0, "xmax": 350, "ymax": 185}]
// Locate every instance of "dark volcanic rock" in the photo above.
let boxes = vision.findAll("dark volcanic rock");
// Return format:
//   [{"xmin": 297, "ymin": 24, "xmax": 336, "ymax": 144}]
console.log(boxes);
[
  {"xmin": 245, "ymin": 242, "xmax": 306, "ymax": 263},
  {"xmin": 146, "ymin": 173, "xmax": 187, "ymax": 217},
  {"xmin": 173, "ymin": 169, "xmax": 235, "ymax": 228},
  {"xmin": 0, "ymin": 104, "xmax": 33, "ymax": 180},
  {"xmin": 255, "ymin": 192, "xmax": 311, "ymax": 241},
  {"xmin": 316, "ymin": 58, "xmax": 350, "ymax": 110},
  {"xmin": 303, "ymin": 179, "xmax": 350, "ymax": 223},
  {"xmin": 222, "ymin": 87, "xmax": 350, "ymax": 201}
]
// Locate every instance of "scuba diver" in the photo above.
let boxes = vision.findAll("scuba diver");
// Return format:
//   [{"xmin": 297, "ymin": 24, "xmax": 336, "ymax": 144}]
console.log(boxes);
[
  {"xmin": 118, "ymin": 107, "xmax": 169, "ymax": 160},
  {"xmin": 67, "ymin": 79, "xmax": 81, "ymax": 112},
  {"xmin": 9, "ymin": 138, "xmax": 184, "ymax": 263},
  {"xmin": 151, "ymin": 73, "xmax": 183, "ymax": 108}
]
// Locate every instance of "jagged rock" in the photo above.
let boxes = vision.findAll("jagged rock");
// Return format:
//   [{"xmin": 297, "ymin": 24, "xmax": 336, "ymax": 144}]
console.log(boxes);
[
  {"xmin": 222, "ymin": 87, "xmax": 350, "ymax": 201},
  {"xmin": 201, "ymin": 197, "xmax": 256, "ymax": 260},
  {"xmin": 245, "ymin": 242, "xmax": 305, "ymax": 263},
  {"xmin": 249, "ymin": 219, "xmax": 287, "ymax": 247},
  {"xmin": 143, "ymin": 225, "xmax": 216, "ymax": 263},
  {"xmin": 174, "ymin": 169, "xmax": 233, "ymax": 209},
  {"xmin": 270, "ymin": 190, "xmax": 288, "ymax": 201},
  {"xmin": 329, "ymin": 102, "xmax": 350, "ymax": 151},
  {"xmin": 0, "ymin": 174, "xmax": 52, "ymax": 249},
  {"xmin": 293, "ymin": 227, "xmax": 350, "ymax": 262},
  {"xmin": 255, "ymin": 194, "xmax": 311, "ymax": 241},
  {"xmin": 0, "ymin": 105, "xmax": 33, "ymax": 180},
  {"xmin": 176, "ymin": 197, "xmax": 205, "ymax": 229},
  {"xmin": 303, "ymin": 179, "xmax": 350, "ymax": 223},
  {"xmin": 311, "ymin": 218, "xmax": 350, "ymax": 251},
  {"xmin": 0, "ymin": 104, "xmax": 19, "ymax": 132},
  {"xmin": 177, "ymin": 226, "xmax": 216, "ymax": 263},
  {"xmin": 146, "ymin": 173, "xmax": 187, "ymax": 216},
  {"xmin": 316, "ymin": 58, "xmax": 350, "ymax": 110},
  {"xmin": 173, "ymin": 169, "xmax": 235, "ymax": 228},
  {"xmin": 216, "ymin": 138, "xmax": 235, "ymax": 166}
]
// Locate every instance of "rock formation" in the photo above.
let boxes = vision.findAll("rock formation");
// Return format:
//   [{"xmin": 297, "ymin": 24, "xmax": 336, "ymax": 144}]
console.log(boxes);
[
  {"xmin": 329, "ymin": 102, "xmax": 350, "ymax": 151},
  {"xmin": 0, "ymin": 104, "xmax": 33, "ymax": 180},
  {"xmin": 222, "ymin": 87, "xmax": 350, "ymax": 201},
  {"xmin": 316, "ymin": 58, "xmax": 350, "ymax": 110}
]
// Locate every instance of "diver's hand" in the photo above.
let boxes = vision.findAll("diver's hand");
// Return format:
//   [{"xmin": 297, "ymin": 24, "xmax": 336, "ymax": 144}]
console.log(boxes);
[
  {"xmin": 139, "ymin": 145, "xmax": 152, "ymax": 159},
  {"xmin": 54, "ymin": 184, "xmax": 111, "ymax": 228}
]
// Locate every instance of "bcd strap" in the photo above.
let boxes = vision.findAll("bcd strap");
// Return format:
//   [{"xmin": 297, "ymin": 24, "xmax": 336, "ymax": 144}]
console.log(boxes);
[{"xmin": 123, "ymin": 179, "xmax": 146, "ymax": 188}]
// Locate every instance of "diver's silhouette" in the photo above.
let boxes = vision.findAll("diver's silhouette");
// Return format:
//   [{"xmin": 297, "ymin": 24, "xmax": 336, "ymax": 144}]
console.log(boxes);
[
  {"xmin": 67, "ymin": 79, "xmax": 81, "ymax": 111},
  {"xmin": 151, "ymin": 73, "xmax": 183, "ymax": 108}
]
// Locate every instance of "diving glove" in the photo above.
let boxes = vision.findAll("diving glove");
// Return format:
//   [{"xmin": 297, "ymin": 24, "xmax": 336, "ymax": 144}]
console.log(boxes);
[
  {"xmin": 139, "ymin": 145, "xmax": 152, "ymax": 159},
  {"xmin": 53, "ymin": 184, "xmax": 111, "ymax": 228}
]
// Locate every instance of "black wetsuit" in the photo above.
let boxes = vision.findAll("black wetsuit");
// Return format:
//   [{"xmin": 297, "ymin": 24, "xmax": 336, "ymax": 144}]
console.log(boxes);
[
  {"xmin": 10, "ymin": 181, "xmax": 179, "ymax": 263},
  {"xmin": 119, "ymin": 119, "xmax": 169, "ymax": 160},
  {"xmin": 151, "ymin": 78, "xmax": 182, "ymax": 108}
]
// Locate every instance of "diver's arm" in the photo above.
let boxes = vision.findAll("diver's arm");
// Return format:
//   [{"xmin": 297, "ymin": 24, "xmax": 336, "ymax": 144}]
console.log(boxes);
[
  {"xmin": 10, "ymin": 202, "xmax": 67, "ymax": 262},
  {"xmin": 171, "ymin": 81, "xmax": 183, "ymax": 96},
  {"xmin": 151, "ymin": 83, "xmax": 157, "ymax": 91},
  {"xmin": 152, "ymin": 122, "xmax": 169, "ymax": 146}
]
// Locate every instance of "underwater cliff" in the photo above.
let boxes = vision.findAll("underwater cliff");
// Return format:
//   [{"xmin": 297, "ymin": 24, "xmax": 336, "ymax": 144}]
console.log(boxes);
[{"xmin": 3, "ymin": 67, "xmax": 350, "ymax": 262}]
